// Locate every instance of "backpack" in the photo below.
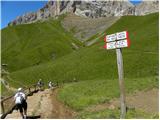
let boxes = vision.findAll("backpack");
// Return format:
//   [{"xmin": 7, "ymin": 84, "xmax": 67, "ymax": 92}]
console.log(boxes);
[{"xmin": 17, "ymin": 93, "xmax": 25, "ymax": 104}]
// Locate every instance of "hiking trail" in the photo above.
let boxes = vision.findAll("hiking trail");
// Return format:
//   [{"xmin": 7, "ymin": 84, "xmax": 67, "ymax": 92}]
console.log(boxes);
[
  {"xmin": 5, "ymin": 88, "xmax": 158, "ymax": 119},
  {"xmin": 5, "ymin": 88, "xmax": 76, "ymax": 119}
]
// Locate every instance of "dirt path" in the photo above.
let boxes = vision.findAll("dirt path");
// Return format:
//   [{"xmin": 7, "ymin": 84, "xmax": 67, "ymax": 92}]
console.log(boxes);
[
  {"xmin": 50, "ymin": 88, "xmax": 76, "ymax": 118},
  {"xmin": 5, "ymin": 88, "xmax": 158, "ymax": 119},
  {"xmin": 85, "ymin": 88, "xmax": 159, "ymax": 114},
  {"xmin": 5, "ymin": 88, "xmax": 76, "ymax": 119}
]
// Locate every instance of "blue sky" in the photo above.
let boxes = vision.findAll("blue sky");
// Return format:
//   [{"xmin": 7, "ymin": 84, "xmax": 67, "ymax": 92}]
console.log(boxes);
[
  {"xmin": 1, "ymin": 0, "xmax": 142, "ymax": 29},
  {"xmin": 1, "ymin": 1, "xmax": 48, "ymax": 29},
  {"xmin": 130, "ymin": 0, "xmax": 142, "ymax": 5}
]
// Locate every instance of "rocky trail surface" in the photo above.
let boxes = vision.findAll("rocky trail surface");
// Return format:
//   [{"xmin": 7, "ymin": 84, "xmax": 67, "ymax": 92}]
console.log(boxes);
[{"xmin": 5, "ymin": 89, "xmax": 76, "ymax": 119}]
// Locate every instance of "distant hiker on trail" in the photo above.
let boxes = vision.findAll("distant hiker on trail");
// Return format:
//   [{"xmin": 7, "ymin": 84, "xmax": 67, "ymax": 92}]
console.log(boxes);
[
  {"xmin": 14, "ymin": 88, "xmax": 27, "ymax": 119},
  {"xmin": 48, "ymin": 81, "xmax": 54, "ymax": 89},
  {"xmin": 37, "ymin": 79, "xmax": 44, "ymax": 91}
]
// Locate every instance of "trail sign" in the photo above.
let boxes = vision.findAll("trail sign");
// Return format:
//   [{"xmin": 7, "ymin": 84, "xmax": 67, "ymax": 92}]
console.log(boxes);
[
  {"xmin": 104, "ymin": 31, "xmax": 130, "ymax": 118},
  {"xmin": 104, "ymin": 39, "xmax": 130, "ymax": 50},
  {"xmin": 104, "ymin": 31, "xmax": 130, "ymax": 50},
  {"xmin": 116, "ymin": 39, "xmax": 129, "ymax": 48},
  {"xmin": 116, "ymin": 31, "xmax": 128, "ymax": 40},
  {"xmin": 104, "ymin": 33, "xmax": 116, "ymax": 42},
  {"xmin": 104, "ymin": 41, "xmax": 116, "ymax": 50}
]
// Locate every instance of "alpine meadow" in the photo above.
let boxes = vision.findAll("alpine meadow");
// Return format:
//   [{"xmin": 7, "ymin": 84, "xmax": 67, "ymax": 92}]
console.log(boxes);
[{"xmin": 1, "ymin": 1, "xmax": 159, "ymax": 119}]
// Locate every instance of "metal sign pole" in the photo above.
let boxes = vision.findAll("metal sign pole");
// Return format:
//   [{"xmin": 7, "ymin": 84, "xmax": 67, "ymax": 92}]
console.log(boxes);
[{"xmin": 116, "ymin": 48, "xmax": 126, "ymax": 119}]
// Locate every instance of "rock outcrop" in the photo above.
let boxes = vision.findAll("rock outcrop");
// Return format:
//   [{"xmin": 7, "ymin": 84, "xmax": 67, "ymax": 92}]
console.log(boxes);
[
  {"xmin": 8, "ymin": 0, "xmax": 159, "ymax": 26},
  {"xmin": 135, "ymin": 0, "xmax": 159, "ymax": 15}
]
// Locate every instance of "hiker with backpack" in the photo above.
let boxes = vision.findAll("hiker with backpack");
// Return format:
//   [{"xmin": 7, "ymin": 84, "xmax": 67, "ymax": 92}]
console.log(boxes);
[
  {"xmin": 37, "ymin": 79, "xmax": 44, "ymax": 91},
  {"xmin": 48, "ymin": 81, "xmax": 54, "ymax": 89},
  {"xmin": 14, "ymin": 88, "xmax": 27, "ymax": 119}
]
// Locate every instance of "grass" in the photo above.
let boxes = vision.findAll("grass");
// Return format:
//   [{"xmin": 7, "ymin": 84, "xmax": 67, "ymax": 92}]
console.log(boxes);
[
  {"xmin": 3, "ymin": 13, "xmax": 157, "ymax": 89},
  {"xmin": 9, "ymin": 45, "xmax": 158, "ymax": 87},
  {"xmin": 57, "ymin": 76, "xmax": 157, "ymax": 111},
  {"xmin": 2, "ymin": 16, "xmax": 82, "ymax": 72},
  {"xmin": 1, "ymin": 82, "xmax": 14, "ymax": 97},
  {"xmin": 4, "ymin": 13, "xmax": 157, "ymax": 86},
  {"xmin": 1, "ymin": 13, "xmax": 159, "ymax": 118},
  {"xmin": 76, "ymin": 108, "xmax": 159, "ymax": 119}
]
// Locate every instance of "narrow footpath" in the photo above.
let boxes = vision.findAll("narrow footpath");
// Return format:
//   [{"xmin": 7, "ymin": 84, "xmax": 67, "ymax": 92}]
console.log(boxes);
[
  {"xmin": 5, "ymin": 89, "xmax": 76, "ymax": 119},
  {"xmin": 5, "ymin": 88, "xmax": 158, "ymax": 119}
]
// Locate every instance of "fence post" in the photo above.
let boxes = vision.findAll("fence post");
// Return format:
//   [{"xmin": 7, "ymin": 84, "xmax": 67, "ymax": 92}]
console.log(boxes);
[
  {"xmin": 1, "ymin": 101, "xmax": 5, "ymax": 114},
  {"xmin": 35, "ymin": 85, "xmax": 37, "ymax": 91},
  {"xmin": 29, "ymin": 88, "xmax": 31, "ymax": 93}
]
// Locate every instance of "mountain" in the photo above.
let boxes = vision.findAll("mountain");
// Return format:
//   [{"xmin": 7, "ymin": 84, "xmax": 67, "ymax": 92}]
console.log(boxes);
[
  {"xmin": 1, "ymin": 3, "xmax": 158, "ymax": 117},
  {"xmin": 135, "ymin": 0, "xmax": 159, "ymax": 15},
  {"xmin": 8, "ymin": 0, "xmax": 158, "ymax": 26}
]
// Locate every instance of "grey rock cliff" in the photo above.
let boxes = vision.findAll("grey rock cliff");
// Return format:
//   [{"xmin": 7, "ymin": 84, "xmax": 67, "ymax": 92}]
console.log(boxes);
[
  {"xmin": 8, "ymin": 0, "xmax": 159, "ymax": 26},
  {"xmin": 135, "ymin": 0, "xmax": 159, "ymax": 15}
]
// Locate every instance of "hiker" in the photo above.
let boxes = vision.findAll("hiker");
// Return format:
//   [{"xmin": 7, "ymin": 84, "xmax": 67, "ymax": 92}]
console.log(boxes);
[
  {"xmin": 14, "ymin": 88, "xmax": 27, "ymax": 119},
  {"xmin": 37, "ymin": 79, "xmax": 44, "ymax": 91},
  {"xmin": 48, "ymin": 81, "xmax": 54, "ymax": 89}
]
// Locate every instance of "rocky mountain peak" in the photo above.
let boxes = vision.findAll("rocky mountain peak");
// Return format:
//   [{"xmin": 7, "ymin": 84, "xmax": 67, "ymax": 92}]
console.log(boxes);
[{"xmin": 8, "ymin": 0, "xmax": 159, "ymax": 26}]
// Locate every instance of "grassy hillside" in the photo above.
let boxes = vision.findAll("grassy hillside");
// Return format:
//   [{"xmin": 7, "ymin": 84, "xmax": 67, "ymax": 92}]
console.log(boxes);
[
  {"xmin": 1, "ymin": 13, "xmax": 158, "ymax": 118},
  {"xmin": 58, "ymin": 76, "xmax": 157, "ymax": 111},
  {"xmin": 2, "ymin": 16, "xmax": 82, "ymax": 72},
  {"xmin": 76, "ymin": 108, "xmax": 158, "ymax": 119},
  {"xmin": 7, "ymin": 13, "xmax": 158, "ymax": 85}
]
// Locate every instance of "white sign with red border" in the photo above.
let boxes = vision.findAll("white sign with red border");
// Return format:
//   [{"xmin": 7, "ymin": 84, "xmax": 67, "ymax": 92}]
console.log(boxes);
[
  {"xmin": 104, "ymin": 33, "xmax": 117, "ymax": 42},
  {"xmin": 105, "ymin": 41, "xmax": 116, "ymax": 50},
  {"xmin": 104, "ymin": 31, "xmax": 130, "ymax": 50},
  {"xmin": 104, "ymin": 39, "xmax": 130, "ymax": 50},
  {"xmin": 116, "ymin": 31, "xmax": 128, "ymax": 40}
]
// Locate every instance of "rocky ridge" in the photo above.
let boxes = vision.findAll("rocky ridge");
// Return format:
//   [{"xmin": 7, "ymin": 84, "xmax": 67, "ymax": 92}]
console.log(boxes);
[{"xmin": 8, "ymin": 0, "xmax": 159, "ymax": 26}]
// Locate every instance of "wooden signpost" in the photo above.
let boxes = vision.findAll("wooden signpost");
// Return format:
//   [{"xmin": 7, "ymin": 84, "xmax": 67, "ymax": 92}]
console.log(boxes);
[{"xmin": 104, "ymin": 31, "xmax": 130, "ymax": 118}]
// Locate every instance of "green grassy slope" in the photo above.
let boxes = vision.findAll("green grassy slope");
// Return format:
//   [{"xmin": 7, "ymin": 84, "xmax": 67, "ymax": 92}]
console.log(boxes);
[
  {"xmin": 77, "ymin": 108, "xmax": 158, "ymax": 119},
  {"xmin": 0, "ymin": 82, "xmax": 14, "ymax": 97},
  {"xmin": 8, "ymin": 13, "xmax": 158, "ymax": 85},
  {"xmin": 1, "ymin": 13, "xmax": 158, "ymax": 117},
  {"xmin": 58, "ymin": 76, "xmax": 157, "ymax": 111},
  {"xmin": 2, "ymin": 17, "xmax": 82, "ymax": 72}
]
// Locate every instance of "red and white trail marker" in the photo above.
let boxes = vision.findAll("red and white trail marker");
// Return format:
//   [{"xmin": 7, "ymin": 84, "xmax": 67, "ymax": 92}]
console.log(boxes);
[
  {"xmin": 104, "ymin": 39, "xmax": 130, "ymax": 50},
  {"xmin": 104, "ymin": 33, "xmax": 116, "ymax": 42},
  {"xmin": 104, "ymin": 31, "xmax": 130, "ymax": 50},
  {"xmin": 103, "ymin": 31, "xmax": 131, "ymax": 119},
  {"xmin": 116, "ymin": 31, "xmax": 128, "ymax": 40}
]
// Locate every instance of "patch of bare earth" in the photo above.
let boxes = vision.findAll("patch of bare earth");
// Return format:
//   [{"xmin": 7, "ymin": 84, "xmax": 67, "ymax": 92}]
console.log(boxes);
[
  {"xmin": 62, "ymin": 13, "xmax": 120, "ymax": 41},
  {"xmin": 85, "ymin": 88, "xmax": 159, "ymax": 114},
  {"xmin": 5, "ymin": 88, "xmax": 76, "ymax": 119},
  {"xmin": 50, "ymin": 88, "xmax": 76, "ymax": 118}
]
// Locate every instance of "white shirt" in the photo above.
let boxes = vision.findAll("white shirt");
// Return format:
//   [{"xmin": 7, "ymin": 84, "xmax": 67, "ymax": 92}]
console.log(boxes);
[
  {"xmin": 49, "ymin": 82, "xmax": 52, "ymax": 87},
  {"xmin": 14, "ymin": 92, "xmax": 26, "ymax": 104}
]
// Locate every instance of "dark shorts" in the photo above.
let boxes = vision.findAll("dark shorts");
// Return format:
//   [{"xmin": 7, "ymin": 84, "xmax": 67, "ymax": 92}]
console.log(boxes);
[{"xmin": 16, "ymin": 101, "xmax": 27, "ymax": 113}]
